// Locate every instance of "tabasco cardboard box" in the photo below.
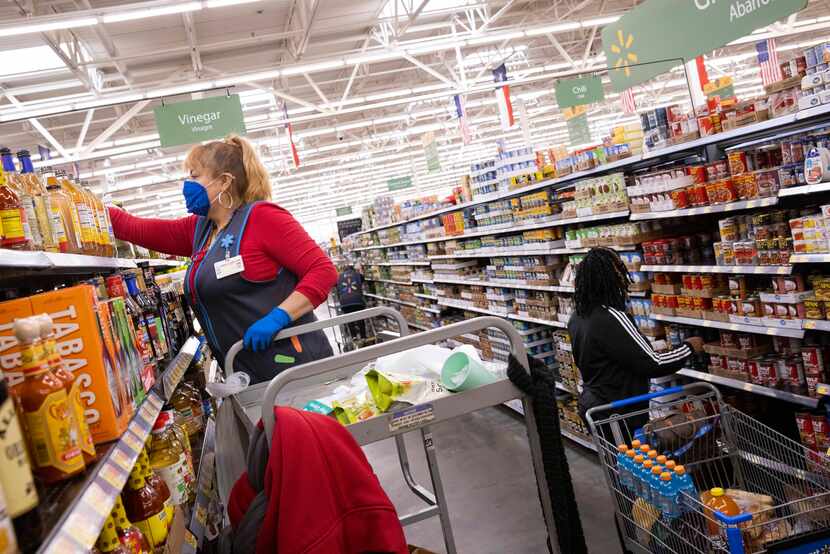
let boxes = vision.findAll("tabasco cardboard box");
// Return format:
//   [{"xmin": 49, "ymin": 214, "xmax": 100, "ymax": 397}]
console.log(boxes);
[
  {"xmin": 29, "ymin": 285, "xmax": 133, "ymax": 444},
  {"xmin": 0, "ymin": 297, "xmax": 35, "ymax": 388}
]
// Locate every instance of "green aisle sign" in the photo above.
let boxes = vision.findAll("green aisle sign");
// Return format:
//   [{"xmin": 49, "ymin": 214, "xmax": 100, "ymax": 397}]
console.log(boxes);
[
  {"xmin": 336, "ymin": 206, "xmax": 352, "ymax": 216},
  {"xmin": 387, "ymin": 176, "xmax": 413, "ymax": 191},
  {"xmin": 422, "ymin": 132, "xmax": 441, "ymax": 173},
  {"xmin": 154, "ymin": 94, "xmax": 247, "ymax": 147},
  {"xmin": 555, "ymin": 76, "xmax": 605, "ymax": 109},
  {"xmin": 567, "ymin": 114, "xmax": 592, "ymax": 146},
  {"xmin": 601, "ymin": 0, "xmax": 807, "ymax": 92}
]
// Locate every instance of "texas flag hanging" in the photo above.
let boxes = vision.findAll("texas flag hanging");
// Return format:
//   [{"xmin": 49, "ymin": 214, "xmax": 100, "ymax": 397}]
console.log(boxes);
[
  {"xmin": 282, "ymin": 101, "xmax": 300, "ymax": 169},
  {"xmin": 453, "ymin": 94, "xmax": 472, "ymax": 145},
  {"xmin": 493, "ymin": 64, "xmax": 514, "ymax": 131}
]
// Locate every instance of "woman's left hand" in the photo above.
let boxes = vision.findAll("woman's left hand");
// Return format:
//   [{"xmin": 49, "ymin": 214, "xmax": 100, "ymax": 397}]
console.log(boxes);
[{"xmin": 243, "ymin": 307, "xmax": 292, "ymax": 351}]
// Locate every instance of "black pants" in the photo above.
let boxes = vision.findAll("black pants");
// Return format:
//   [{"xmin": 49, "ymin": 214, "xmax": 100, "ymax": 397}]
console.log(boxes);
[{"xmin": 341, "ymin": 303, "xmax": 367, "ymax": 339}]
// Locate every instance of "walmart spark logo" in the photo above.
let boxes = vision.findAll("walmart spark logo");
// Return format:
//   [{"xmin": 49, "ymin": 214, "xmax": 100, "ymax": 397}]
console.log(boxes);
[{"xmin": 610, "ymin": 29, "xmax": 637, "ymax": 77}]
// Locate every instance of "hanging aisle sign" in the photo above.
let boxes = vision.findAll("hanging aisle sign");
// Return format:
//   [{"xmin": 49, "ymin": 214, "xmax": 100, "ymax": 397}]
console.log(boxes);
[
  {"xmin": 422, "ymin": 132, "xmax": 441, "ymax": 173},
  {"xmin": 154, "ymin": 94, "xmax": 247, "ymax": 147},
  {"xmin": 555, "ymin": 76, "xmax": 605, "ymax": 109},
  {"xmin": 563, "ymin": 106, "xmax": 591, "ymax": 146},
  {"xmin": 601, "ymin": 0, "xmax": 807, "ymax": 92}
]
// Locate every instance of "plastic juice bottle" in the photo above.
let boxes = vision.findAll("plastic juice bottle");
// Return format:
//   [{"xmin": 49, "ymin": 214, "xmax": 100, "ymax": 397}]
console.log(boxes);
[
  {"xmin": 122, "ymin": 451, "xmax": 169, "ymax": 547},
  {"xmin": 0, "ymin": 166, "xmax": 33, "ymax": 250},
  {"xmin": 53, "ymin": 170, "xmax": 86, "ymax": 253},
  {"xmin": 616, "ymin": 444, "xmax": 634, "ymax": 492},
  {"xmin": 82, "ymin": 184, "xmax": 104, "ymax": 255},
  {"xmin": 703, "ymin": 488, "xmax": 740, "ymax": 547},
  {"xmin": 641, "ymin": 460, "xmax": 654, "ymax": 502},
  {"xmin": 17, "ymin": 150, "xmax": 55, "ymax": 252},
  {"xmin": 0, "ymin": 481, "xmax": 19, "ymax": 554},
  {"xmin": 43, "ymin": 169, "xmax": 78, "ymax": 253},
  {"xmin": 659, "ymin": 472, "xmax": 681, "ymax": 519},
  {"xmin": 625, "ymin": 450, "xmax": 637, "ymax": 495},
  {"xmin": 631, "ymin": 439, "xmax": 641, "ymax": 451},
  {"xmin": 673, "ymin": 465, "xmax": 697, "ymax": 512},
  {"xmin": 111, "ymin": 495, "xmax": 152, "ymax": 554},
  {"xmin": 10, "ymin": 317, "xmax": 85, "ymax": 484},
  {"xmin": 85, "ymin": 184, "xmax": 113, "ymax": 257},
  {"xmin": 664, "ymin": 460, "xmax": 676, "ymax": 472},
  {"xmin": 1, "ymin": 148, "xmax": 40, "ymax": 251},
  {"xmin": 147, "ymin": 412, "xmax": 192, "ymax": 506},
  {"xmin": 96, "ymin": 512, "xmax": 132, "ymax": 554},
  {"xmin": 170, "ymin": 388, "xmax": 199, "ymax": 437},
  {"xmin": 0, "ymin": 371, "xmax": 41, "ymax": 554},
  {"xmin": 161, "ymin": 408, "xmax": 195, "ymax": 498},
  {"xmin": 638, "ymin": 444, "xmax": 651, "ymax": 458},
  {"xmin": 647, "ymin": 449, "xmax": 658, "ymax": 463},
  {"xmin": 36, "ymin": 314, "xmax": 96, "ymax": 465},
  {"xmin": 61, "ymin": 172, "xmax": 95, "ymax": 254},
  {"xmin": 656, "ymin": 455, "xmax": 667, "ymax": 467},
  {"xmin": 632, "ymin": 454, "xmax": 646, "ymax": 498}
]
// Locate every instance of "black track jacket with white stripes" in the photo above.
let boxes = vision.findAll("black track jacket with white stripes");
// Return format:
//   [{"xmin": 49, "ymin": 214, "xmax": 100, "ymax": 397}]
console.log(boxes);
[{"xmin": 568, "ymin": 306, "xmax": 692, "ymax": 417}]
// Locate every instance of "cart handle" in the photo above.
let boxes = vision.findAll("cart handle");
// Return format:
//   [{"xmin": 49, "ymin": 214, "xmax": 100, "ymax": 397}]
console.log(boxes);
[
  {"xmin": 584, "ymin": 381, "xmax": 721, "ymax": 431},
  {"xmin": 261, "ymin": 316, "xmax": 530, "ymax": 445},
  {"xmin": 223, "ymin": 306, "xmax": 410, "ymax": 375}
]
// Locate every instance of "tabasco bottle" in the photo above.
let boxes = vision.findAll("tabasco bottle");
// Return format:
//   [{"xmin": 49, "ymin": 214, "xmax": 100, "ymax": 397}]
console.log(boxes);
[
  {"xmin": 43, "ymin": 168, "xmax": 79, "ymax": 254},
  {"xmin": 10, "ymin": 317, "xmax": 85, "ymax": 484},
  {"xmin": 17, "ymin": 150, "xmax": 55, "ymax": 252},
  {"xmin": 0, "ymin": 165, "xmax": 32, "ymax": 250},
  {"xmin": 0, "ymin": 371, "xmax": 41, "ymax": 554},
  {"xmin": 0, "ymin": 148, "xmax": 41, "ymax": 251},
  {"xmin": 36, "ymin": 314, "xmax": 96, "ymax": 465},
  {"xmin": 122, "ymin": 450, "xmax": 169, "ymax": 547}
]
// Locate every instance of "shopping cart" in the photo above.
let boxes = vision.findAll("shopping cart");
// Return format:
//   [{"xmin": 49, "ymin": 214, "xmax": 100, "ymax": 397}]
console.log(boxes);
[
  {"xmin": 585, "ymin": 383, "xmax": 830, "ymax": 554},
  {"xmin": 221, "ymin": 309, "xmax": 558, "ymax": 554}
]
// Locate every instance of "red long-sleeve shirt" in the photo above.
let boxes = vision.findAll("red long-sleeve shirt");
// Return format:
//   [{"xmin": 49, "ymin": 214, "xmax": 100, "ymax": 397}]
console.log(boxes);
[{"xmin": 108, "ymin": 204, "xmax": 337, "ymax": 306}]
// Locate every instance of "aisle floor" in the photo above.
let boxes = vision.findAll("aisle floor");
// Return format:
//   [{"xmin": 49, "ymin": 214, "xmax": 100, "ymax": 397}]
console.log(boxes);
[{"xmin": 364, "ymin": 407, "xmax": 621, "ymax": 554}]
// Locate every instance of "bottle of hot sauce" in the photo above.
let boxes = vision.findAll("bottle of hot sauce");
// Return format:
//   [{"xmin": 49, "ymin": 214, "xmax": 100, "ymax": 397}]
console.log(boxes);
[
  {"xmin": 36, "ymin": 314, "xmax": 96, "ymax": 465},
  {"xmin": 0, "ymin": 165, "xmax": 32, "ymax": 250},
  {"xmin": 11, "ymin": 317, "xmax": 85, "ymax": 484},
  {"xmin": 95, "ymin": 513, "xmax": 131, "ymax": 554},
  {"xmin": 111, "ymin": 496, "xmax": 152, "ymax": 554}
]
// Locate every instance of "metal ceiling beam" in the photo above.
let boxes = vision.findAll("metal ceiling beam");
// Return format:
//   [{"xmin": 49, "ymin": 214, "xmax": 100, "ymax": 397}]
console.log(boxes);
[
  {"xmin": 478, "ymin": 0, "xmax": 517, "ymax": 32},
  {"xmin": 303, "ymin": 73, "xmax": 330, "ymax": 104},
  {"xmin": 396, "ymin": 0, "xmax": 431, "ymax": 37},
  {"xmin": 83, "ymin": 100, "xmax": 152, "ymax": 155},
  {"xmin": 182, "ymin": 12, "xmax": 204, "ymax": 76},
  {"xmin": 4, "ymin": 93, "xmax": 73, "ymax": 160},
  {"xmin": 76, "ymin": 108, "xmax": 95, "ymax": 150}
]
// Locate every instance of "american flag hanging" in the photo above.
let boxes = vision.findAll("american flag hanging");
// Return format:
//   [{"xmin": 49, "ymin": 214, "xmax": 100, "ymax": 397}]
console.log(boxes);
[
  {"xmin": 756, "ymin": 38, "xmax": 782, "ymax": 87},
  {"xmin": 620, "ymin": 88, "xmax": 637, "ymax": 114},
  {"xmin": 282, "ymin": 101, "xmax": 300, "ymax": 169},
  {"xmin": 493, "ymin": 64, "xmax": 515, "ymax": 131},
  {"xmin": 453, "ymin": 94, "xmax": 472, "ymax": 145}
]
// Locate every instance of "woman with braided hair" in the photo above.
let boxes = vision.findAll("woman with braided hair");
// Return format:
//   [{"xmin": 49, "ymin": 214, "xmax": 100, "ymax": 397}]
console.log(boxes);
[{"xmin": 567, "ymin": 247, "xmax": 703, "ymax": 427}]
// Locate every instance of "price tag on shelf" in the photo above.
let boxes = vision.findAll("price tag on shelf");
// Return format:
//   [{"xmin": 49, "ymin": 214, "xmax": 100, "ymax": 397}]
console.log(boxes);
[
  {"xmin": 122, "ymin": 429, "xmax": 144, "ymax": 453},
  {"xmin": 98, "ymin": 460, "xmax": 126, "ymax": 489},
  {"xmin": 111, "ymin": 446, "xmax": 134, "ymax": 472},
  {"xmin": 817, "ymin": 383, "xmax": 830, "ymax": 396},
  {"xmin": 64, "ymin": 506, "xmax": 102, "ymax": 547},
  {"xmin": 82, "ymin": 481, "xmax": 113, "ymax": 517},
  {"xmin": 45, "ymin": 534, "xmax": 85, "ymax": 554}
]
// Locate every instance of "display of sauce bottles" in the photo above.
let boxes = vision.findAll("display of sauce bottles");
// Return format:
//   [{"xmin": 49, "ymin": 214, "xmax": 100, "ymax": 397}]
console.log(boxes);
[
  {"xmin": 122, "ymin": 450, "xmax": 169, "ymax": 547},
  {"xmin": 0, "ymin": 372, "xmax": 41, "ymax": 554},
  {"xmin": 58, "ymin": 170, "xmax": 96, "ymax": 254},
  {"xmin": 147, "ymin": 412, "xmax": 194, "ymax": 506},
  {"xmin": 17, "ymin": 150, "xmax": 55, "ymax": 252},
  {"xmin": 0, "ymin": 165, "xmax": 32, "ymax": 250},
  {"xmin": 36, "ymin": 314, "xmax": 96, "ymax": 464},
  {"xmin": 43, "ymin": 168, "xmax": 79, "ymax": 254},
  {"xmin": 11, "ymin": 317, "xmax": 85, "ymax": 484},
  {"xmin": 111, "ymin": 496, "xmax": 151, "ymax": 554},
  {"xmin": 1, "ymin": 149, "xmax": 40, "ymax": 251}
]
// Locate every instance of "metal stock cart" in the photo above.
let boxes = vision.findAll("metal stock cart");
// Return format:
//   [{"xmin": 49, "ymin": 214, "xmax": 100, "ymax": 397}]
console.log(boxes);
[
  {"xmin": 218, "ymin": 307, "xmax": 558, "ymax": 554},
  {"xmin": 585, "ymin": 383, "xmax": 830, "ymax": 554}
]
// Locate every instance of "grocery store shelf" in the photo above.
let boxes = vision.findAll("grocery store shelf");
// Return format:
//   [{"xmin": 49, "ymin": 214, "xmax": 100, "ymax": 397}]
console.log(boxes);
[
  {"xmin": 432, "ymin": 275, "xmax": 570, "ymax": 292},
  {"xmin": 640, "ymin": 264, "xmax": 792, "ymax": 275},
  {"xmin": 414, "ymin": 293, "xmax": 439, "ymax": 300},
  {"xmin": 437, "ymin": 299, "xmax": 511, "ymax": 318},
  {"xmin": 651, "ymin": 313, "xmax": 805, "ymax": 338},
  {"xmin": 418, "ymin": 306, "xmax": 442, "ymax": 314},
  {"xmin": 371, "ymin": 260, "xmax": 431, "ymax": 266},
  {"xmin": 365, "ymin": 277, "xmax": 413, "ymax": 286},
  {"xmin": 801, "ymin": 319, "xmax": 830, "ymax": 332},
  {"xmin": 677, "ymin": 369, "xmax": 819, "ymax": 408},
  {"xmin": 508, "ymin": 313, "xmax": 568, "ymax": 328},
  {"xmin": 560, "ymin": 428, "xmax": 597, "ymax": 451},
  {"xmin": 790, "ymin": 253, "xmax": 830, "ymax": 264},
  {"xmin": 410, "ymin": 276, "xmax": 434, "ymax": 284},
  {"xmin": 407, "ymin": 321, "xmax": 432, "ymax": 331},
  {"xmin": 365, "ymin": 292, "xmax": 418, "ymax": 308},
  {"xmin": 629, "ymin": 197, "xmax": 778, "ymax": 221},
  {"xmin": 778, "ymin": 182, "xmax": 830, "ymax": 197},
  {"xmin": 184, "ymin": 417, "xmax": 216, "ymax": 554},
  {"xmin": 0, "ymin": 249, "xmax": 184, "ymax": 272}
]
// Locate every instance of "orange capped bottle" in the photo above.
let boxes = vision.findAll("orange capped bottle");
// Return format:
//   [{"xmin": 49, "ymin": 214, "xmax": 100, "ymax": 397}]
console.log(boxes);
[
  {"xmin": 10, "ymin": 316, "xmax": 85, "ymax": 484},
  {"xmin": 36, "ymin": 314, "xmax": 96, "ymax": 464}
]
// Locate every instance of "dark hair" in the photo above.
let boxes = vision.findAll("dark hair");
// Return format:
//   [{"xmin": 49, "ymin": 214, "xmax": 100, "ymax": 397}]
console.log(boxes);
[{"xmin": 574, "ymin": 247, "xmax": 631, "ymax": 316}]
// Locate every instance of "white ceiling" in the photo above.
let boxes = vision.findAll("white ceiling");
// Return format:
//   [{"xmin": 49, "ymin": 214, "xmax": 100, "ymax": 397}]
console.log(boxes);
[{"xmin": 1, "ymin": 0, "xmax": 829, "ymax": 239}]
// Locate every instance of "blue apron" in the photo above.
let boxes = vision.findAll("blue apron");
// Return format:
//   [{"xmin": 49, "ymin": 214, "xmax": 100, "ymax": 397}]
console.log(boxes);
[{"xmin": 183, "ymin": 202, "xmax": 333, "ymax": 384}]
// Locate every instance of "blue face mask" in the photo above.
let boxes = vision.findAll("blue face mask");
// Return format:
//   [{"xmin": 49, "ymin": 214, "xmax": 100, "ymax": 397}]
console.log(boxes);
[{"xmin": 183, "ymin": 179, "xmax": 212, "ymax": 216}]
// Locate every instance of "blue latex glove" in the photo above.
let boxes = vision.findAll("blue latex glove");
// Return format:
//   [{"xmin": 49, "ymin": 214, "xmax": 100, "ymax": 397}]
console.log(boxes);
[{"xmin": 243, "ymin": 307, "xmax": 292, "ymax": 352}]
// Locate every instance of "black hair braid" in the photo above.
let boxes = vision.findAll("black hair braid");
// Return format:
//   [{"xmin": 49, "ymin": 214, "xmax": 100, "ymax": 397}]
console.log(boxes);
[{"xmin": 574, "ymin": 247, "xmax": 631, "ymax": 316}]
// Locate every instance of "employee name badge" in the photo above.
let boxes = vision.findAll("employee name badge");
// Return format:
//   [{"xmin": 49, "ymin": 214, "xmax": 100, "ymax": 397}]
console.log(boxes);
[{"xmin": 215, "ymin": 254, "xmax": 244, "ymax": 279}]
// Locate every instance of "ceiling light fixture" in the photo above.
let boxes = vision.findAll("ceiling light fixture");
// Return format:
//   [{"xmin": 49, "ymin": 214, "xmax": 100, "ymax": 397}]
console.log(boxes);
[
  {"xmin": 0, "ymin": 16, "xmax": 98, "ymax": 37},
  {"xmin": 101, "ymin": 1, "xmax": 202, "ymax": 23}
]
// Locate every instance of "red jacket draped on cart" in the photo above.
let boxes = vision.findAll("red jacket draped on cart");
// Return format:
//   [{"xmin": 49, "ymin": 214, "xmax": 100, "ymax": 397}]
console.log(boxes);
[{"xmin": 227, "ymin": 407, "xmax": 408, "ymax": 554}]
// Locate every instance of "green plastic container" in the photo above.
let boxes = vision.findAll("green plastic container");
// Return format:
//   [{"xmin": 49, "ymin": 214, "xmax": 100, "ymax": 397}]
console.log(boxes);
[{"xmin": 441, "ymin": 351, "xmax": 496, "ymax": 392}]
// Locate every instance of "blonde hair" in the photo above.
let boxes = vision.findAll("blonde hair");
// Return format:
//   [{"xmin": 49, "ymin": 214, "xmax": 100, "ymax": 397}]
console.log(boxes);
[{"xmin": 184, "ymin": 134, "xmax": 271, "ymax": 205}]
